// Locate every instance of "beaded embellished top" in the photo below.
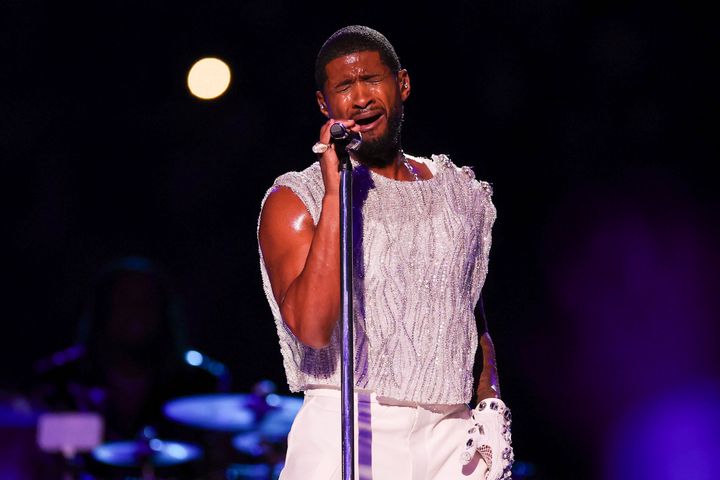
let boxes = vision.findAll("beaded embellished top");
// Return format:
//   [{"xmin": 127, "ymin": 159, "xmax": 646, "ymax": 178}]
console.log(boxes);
[{"xmin": 258, "ymin": 154, "xmax": 496, "ymax": 404}]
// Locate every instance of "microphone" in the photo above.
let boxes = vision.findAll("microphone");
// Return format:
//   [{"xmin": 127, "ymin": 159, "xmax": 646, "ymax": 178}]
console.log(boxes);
[{"xmin": 330, "ymin": 123, "xmax": 362, "ymax": 152}]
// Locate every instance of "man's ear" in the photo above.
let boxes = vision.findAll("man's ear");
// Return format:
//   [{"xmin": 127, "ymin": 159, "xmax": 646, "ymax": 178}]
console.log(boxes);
[
  {"xmin": 316, "ymin": 91, "xmax": 329, "ymax": 118},
  {"xmin": 398, "ymin": 69, "xmax": 411, "ymax": 102}
]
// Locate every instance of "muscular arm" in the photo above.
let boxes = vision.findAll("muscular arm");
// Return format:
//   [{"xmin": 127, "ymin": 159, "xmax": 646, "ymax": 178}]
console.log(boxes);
[
  {"xmin": 258, "ymin": 119, "xmax": 357, "ymax": 349},
  {"xmin": 259, "ymin": 187, "xmax": 340, "ymax": 348}
]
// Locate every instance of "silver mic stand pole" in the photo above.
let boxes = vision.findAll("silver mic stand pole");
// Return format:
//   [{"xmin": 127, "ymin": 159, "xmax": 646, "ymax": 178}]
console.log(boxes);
[{"xmin": 330, "ymin": 123, "xmax": 361, "ymax": 480}]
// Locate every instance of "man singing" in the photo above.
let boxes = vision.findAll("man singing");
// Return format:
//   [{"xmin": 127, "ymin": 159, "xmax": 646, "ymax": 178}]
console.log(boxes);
[{"xmin": 258, "ymin": 25, "xmax": 513, "ymax": 479}]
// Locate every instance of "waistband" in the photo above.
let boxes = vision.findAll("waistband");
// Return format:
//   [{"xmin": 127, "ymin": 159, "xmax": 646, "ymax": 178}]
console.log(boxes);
[{"xmin": 304, "ymin": 386, "xmax": 467, "ymax": 412}]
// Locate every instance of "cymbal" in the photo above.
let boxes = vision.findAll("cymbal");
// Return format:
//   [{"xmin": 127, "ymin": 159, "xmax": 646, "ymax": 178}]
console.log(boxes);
[
  {"xmin": 164, "ymin": 394, "xmax": 255, "ymax": 431},
  {"xmin": 163, "ymin": 393, "xmax": 302, "ymax": 433},
  {"xmin": 92, "ymin": 439, "xmax": 203, "ymax": 468},
  {"xmin": 257, "ymin": 396, "xmax": 303, "ymax": 440}
]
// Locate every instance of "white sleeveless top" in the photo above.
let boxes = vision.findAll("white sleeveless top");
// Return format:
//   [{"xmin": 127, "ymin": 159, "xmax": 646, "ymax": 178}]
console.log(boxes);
[{"xmin": 258, "ymin": 154, "xmax": 496, "ymax": 404}]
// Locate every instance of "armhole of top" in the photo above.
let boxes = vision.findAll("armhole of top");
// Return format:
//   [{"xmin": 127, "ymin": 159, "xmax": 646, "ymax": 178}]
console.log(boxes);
[{"xmin": 407, "ymin": 154, "xmax": 439, "ymax": 176}]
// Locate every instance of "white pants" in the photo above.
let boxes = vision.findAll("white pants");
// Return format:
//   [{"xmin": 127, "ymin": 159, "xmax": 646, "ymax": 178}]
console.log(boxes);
[{"xmin": 280, "ymin": 388, "xmax": 488, "ymax": 480}]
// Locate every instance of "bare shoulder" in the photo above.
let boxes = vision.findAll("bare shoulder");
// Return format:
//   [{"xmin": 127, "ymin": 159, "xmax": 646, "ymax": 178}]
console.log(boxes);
[
  {"xmin": 259, "ymin": 186, "xmax": 314, "ymax": 241},
  {"xmin": 262, "ymin": 186, "xmax": 307, "ymax": 219},
  {"xmin": 258, "ymin": 186, "xmax": 315, "ymax": 268}
]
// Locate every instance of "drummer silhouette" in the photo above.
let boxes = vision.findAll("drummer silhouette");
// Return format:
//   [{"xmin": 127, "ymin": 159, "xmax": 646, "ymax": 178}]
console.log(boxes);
[{"xmin": 34, "ymin": 256, "xmax": 229, "ymax": 441}]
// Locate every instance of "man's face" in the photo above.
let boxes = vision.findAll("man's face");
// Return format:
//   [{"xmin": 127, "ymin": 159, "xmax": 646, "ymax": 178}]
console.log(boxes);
[{"xmin": 317, "ymin": 50, "xmax": 410, "ymax": 164}]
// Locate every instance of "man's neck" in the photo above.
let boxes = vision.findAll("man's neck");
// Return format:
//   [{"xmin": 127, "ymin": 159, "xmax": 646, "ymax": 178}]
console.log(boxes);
[{"xmin": 355, "ymin": 150, "xmax": 409, "ymax": 180}]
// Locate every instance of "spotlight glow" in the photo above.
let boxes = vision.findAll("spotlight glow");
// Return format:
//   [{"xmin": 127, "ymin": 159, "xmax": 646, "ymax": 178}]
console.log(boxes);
[
  {"xmin": 265, "ymin": 394, "xmax": 281, "ymax": 407},
  {"xmin": 187, "ymin": 57, "xmax": 231, "ymax": 100},
  {"xmin": 185, "ymin": 350, "xmax": 203, "ymax": 366}
]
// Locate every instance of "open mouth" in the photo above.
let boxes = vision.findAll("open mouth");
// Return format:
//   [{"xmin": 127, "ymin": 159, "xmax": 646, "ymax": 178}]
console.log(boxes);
[{"xmin": 354, "ymin": 112, "xmax": 384, "ymax": 130}]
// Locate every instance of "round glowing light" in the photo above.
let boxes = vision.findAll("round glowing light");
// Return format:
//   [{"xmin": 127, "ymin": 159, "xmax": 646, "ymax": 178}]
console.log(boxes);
[
  {"xmin": 265, "ymin": 394, "xmax": 281, "ymax": 407},
  {"xmin": 184, "ymin": 350, "xmax": 203, "ymax": 366},
  {"xmin": 187, "ymin": 57, "xmax": 231, "ymax": 100},
  {"xmin": 149, "ymin": 439, "xmax": 164, "ymax": 451}
]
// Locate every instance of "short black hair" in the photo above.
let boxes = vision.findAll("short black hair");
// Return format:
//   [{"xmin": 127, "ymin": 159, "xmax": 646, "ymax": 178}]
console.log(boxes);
[{"xmin": 315, "ymin": 25, "xmax": 401, "ymax": 91}]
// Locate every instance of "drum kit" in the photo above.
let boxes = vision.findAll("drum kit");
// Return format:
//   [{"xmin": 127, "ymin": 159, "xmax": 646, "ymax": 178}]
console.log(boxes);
[{"xmin": 55, "ymin": 385, "xmax": 303, "ymax": 480}]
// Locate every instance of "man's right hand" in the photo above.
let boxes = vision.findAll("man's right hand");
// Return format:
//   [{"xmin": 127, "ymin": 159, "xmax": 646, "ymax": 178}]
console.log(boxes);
[{"xmin": 316, "ymin": 119, "xmax": 357, "ymax": 197}]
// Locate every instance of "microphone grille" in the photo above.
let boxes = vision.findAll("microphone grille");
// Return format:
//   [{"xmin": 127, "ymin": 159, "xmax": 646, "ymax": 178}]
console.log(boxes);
[{"xmin": 329, "ymin": 122, "xmax": 348, "ymax": 140}]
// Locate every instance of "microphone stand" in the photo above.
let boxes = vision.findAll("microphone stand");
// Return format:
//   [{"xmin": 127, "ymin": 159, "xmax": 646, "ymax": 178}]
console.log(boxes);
[{"xmin": 330, "ymin": 124, "xmax": 361, "ymax": 480}]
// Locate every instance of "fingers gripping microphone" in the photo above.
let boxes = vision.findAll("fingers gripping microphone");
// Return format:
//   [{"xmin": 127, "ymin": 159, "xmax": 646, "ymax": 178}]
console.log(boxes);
[{"xmin": 330, "ymin": 123, "xmax": 362, "ymax": 152}]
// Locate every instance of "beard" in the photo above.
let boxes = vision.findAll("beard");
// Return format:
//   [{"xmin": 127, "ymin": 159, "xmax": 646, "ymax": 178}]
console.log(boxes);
[{"xmin": 356, "ymin": 103, "xmax": 404, "ymax": 168}]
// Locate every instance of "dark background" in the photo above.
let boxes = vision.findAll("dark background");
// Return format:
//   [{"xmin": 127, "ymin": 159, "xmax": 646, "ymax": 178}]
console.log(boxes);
[{"xmin": 2, "ymin": 1, "xmax": 717, "ymax": 479}]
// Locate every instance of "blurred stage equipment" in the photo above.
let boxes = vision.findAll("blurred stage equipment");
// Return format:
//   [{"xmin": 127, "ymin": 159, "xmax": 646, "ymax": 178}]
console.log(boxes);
[
  {"xmin": 37, "ymin": 412, "xmax": 104, "ymax": 456},
  {"xmin": 89, "ymin": 426, "xmax": 204, "ymax": 480},
  {"xmin": 162, "ymin": 380, "xmax": 301, "ymax": 479},
  {"xmin": 0, "ymin": 394, "xmax": 39, "ymax": 479},
  {"xmin": 31, "ymin": 256, "xmax": 233, "ymax": 479},
  {"xmin": 36, "ymin": 412, "xmax": 103, "ymax": 479}
]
